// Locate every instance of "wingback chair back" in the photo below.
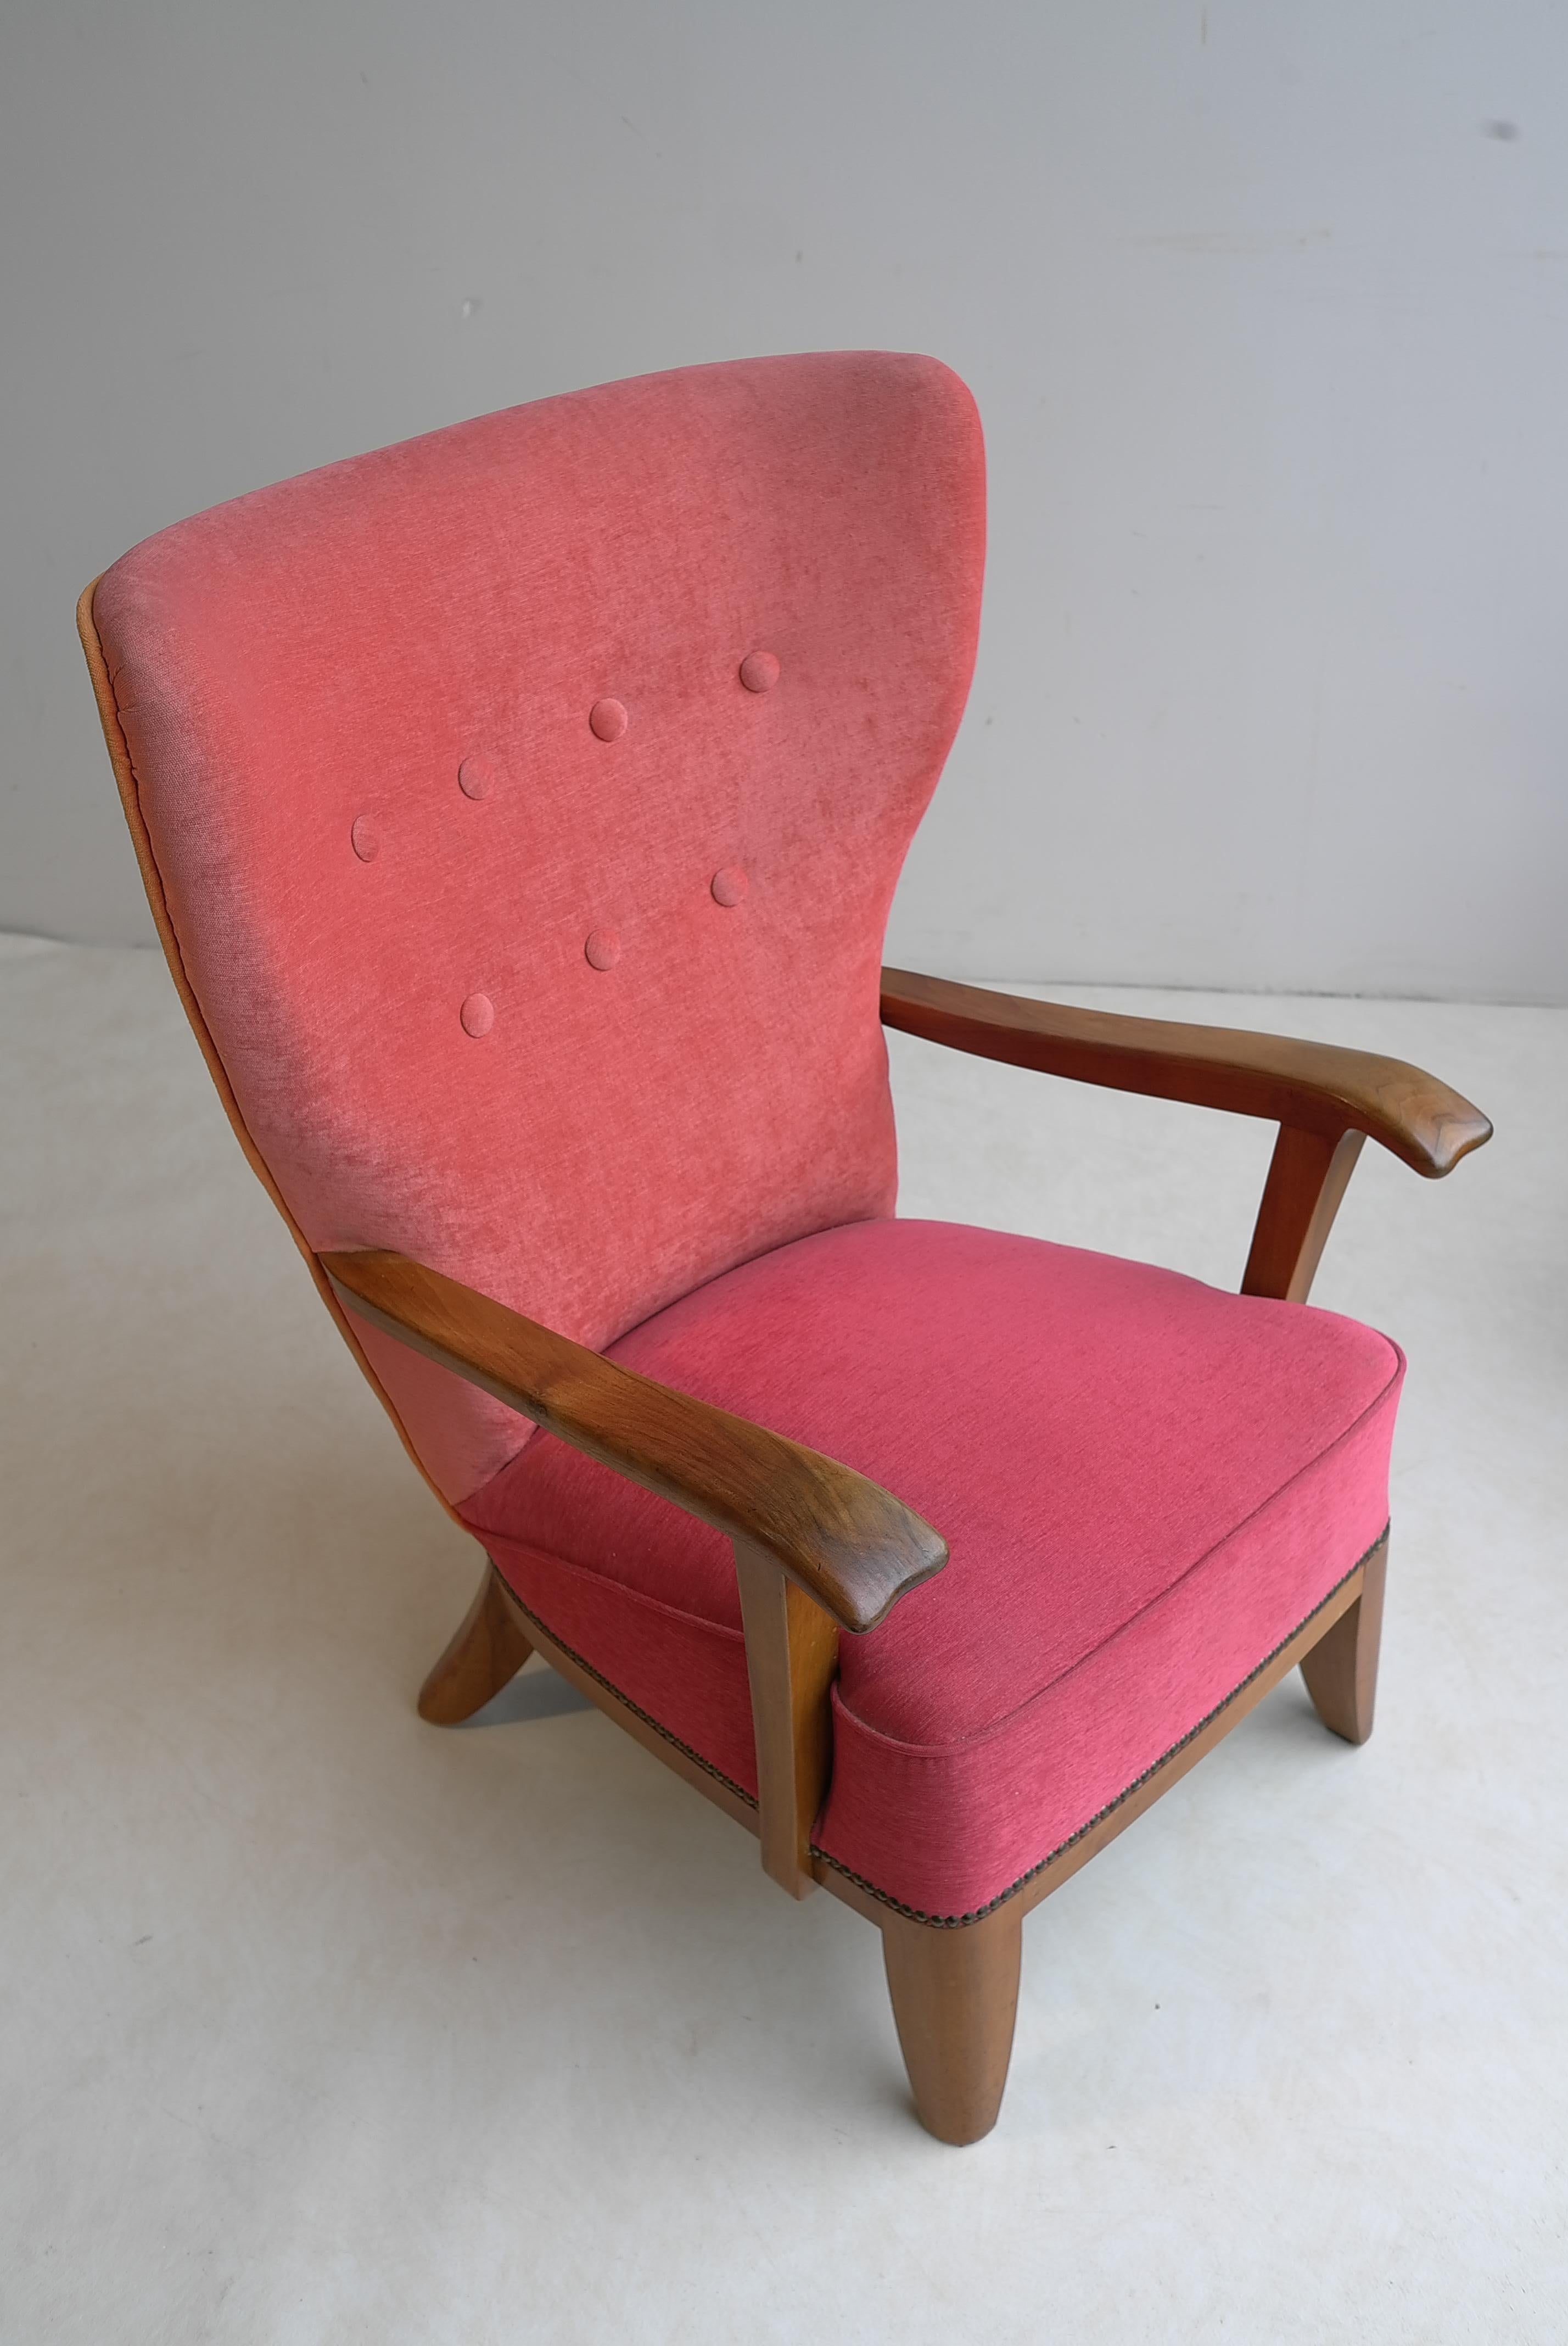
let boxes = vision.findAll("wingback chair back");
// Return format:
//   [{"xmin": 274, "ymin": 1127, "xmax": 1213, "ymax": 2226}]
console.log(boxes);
[{"xmin": 89, "ymin": 354, "xmax": 985, "ymax": 1505}]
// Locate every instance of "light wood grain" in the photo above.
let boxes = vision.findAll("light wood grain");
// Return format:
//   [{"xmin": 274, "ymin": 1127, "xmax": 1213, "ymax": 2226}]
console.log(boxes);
[
  {"xmin": 417, "ymin": 1563, "xmax": 534, "ymax": 1724},
  {"xmin": 1300, "ymin": 1535, "xmax": 1388, "ymax": 1744},
  {"xmin": 733, "ymin": 1540, "xmax": 839, "ymax": 1897},
  {"xmin": 1242, "ymin": 1125, "xmax": 1366, "ymax": 1302},
  {"xmin": 881, "ymin": 1902, "xmax": 1023, "ymax": 2146},
  {"xmin": 881, "ymin": 967, "xmax": 1492, "ymax": 1177}
]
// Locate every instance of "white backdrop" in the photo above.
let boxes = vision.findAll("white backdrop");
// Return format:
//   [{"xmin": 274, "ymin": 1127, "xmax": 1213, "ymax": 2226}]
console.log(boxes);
[{"xmin": 4, "ymin": 0, "xmax": 1564, "ymax": 998}]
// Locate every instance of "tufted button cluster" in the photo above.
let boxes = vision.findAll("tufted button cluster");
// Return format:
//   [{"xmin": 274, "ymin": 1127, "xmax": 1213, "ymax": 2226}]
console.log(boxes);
[{"xmin": 359, "ymin": 652, "xmax": 776, "ymax": 1001}]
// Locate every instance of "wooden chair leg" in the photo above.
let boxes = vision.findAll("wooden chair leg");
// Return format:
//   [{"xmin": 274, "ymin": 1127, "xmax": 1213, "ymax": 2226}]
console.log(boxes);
[
  {"xmin": 417, "ymin": 1560, "xmax": 533, "ymax": 1724},
  {"xmin": 1300, "ymin": 1537, "xmax": 1388, "ymax": 1745},
  {"xmin": 881, "ymin": 1901, "xmax": 1023, "ymax": 2145}
]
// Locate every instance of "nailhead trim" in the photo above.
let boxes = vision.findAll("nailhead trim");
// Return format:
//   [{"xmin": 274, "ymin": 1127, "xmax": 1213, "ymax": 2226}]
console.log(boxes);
[
  {"xmin": 491, "ymin": 1528, "xmax": 1387, "ymax": 1931},
  {"xmin": 811, "ymin": 1529, "xmax": 1390, "ymax": 1928},
  {"xmin": 490, "ymin": 1570, "xmax": 759, "ymax": 1813}
]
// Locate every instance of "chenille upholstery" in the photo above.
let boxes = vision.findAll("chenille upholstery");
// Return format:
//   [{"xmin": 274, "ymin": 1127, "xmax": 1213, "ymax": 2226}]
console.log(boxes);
[
  {"xmin": 90, "ymin": 350, "xmax": 1407, "ymax": 1941},
  {"xmin": 464, "ymin": 1218, "xmax": 1401, "ymax": 1920},
  {"xmin": 91, "ymin": 353, "xmax": 985, "ymax": 1504}
]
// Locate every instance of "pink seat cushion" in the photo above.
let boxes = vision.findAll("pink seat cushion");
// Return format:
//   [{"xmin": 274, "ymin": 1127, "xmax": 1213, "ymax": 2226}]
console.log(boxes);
[{"xmin": 462, "ymin": 1219, "xmax": 1402, "ymax": 1921}]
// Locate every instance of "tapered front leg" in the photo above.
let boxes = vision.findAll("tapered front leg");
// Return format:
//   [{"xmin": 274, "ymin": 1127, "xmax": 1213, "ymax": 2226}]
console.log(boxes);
[
  {"xmin": 1301, "ymin": 1537, "xmax": 1388, "ymax": 1745},
  {"xmin": 417, "ymin": 1560, "xmax": 533, "ymax": 1724},
  {"xmin": 881, "ymin": 1900, "xmax": 1023, "ymax": 2145}
]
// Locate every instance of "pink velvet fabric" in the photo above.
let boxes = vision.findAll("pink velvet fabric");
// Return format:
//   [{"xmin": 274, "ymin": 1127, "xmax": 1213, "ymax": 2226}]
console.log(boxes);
[
  {"xmin": 464, "ymin": 1220, "xmax": 1402, "ymax": 1920},
  {"xmin": 92, "ymin": 355, "xmax": 985, "ymax": 1502}
]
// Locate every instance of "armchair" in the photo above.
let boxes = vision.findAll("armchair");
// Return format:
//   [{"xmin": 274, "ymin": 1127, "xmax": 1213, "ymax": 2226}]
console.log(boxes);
[{"xmin": 80, "ymin": 352, "xmax": 1489, "ymax": 2143}]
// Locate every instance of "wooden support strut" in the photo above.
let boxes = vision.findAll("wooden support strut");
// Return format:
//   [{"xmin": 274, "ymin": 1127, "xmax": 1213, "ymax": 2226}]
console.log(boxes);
[
  {"xmin": 733, "ymin": 1538, "xmax": 841, "ymax": 1897},
  {"xmin": 1241, "ymin": 1125, "xmax": 1366, "ymax": 1304}
]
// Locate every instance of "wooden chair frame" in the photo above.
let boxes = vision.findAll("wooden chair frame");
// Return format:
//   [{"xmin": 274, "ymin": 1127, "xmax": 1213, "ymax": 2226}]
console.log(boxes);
[
  {"xmin": 81, "ymin": 572, "xmax": 1490, "ymax": 2141},
  {"xmin": 321, "ymin": 973, "xmax": 1486, "ymax": 2144}
]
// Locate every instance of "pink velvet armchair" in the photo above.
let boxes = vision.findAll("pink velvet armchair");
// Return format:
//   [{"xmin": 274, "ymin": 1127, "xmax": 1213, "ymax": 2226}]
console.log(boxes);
[{"xmin": 80, "ymin": 353, "xmax": 1491, "ymax": 2143}]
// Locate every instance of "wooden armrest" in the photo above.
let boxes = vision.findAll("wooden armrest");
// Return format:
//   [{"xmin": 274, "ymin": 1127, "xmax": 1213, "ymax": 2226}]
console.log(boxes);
[
  {"xmin": 881, "ymin": 968, "xmax": 1492, "ymax": 1178},
  {"xmin": 321, "ymin": 1249, "xmax": 947, "ymax": 1638}
]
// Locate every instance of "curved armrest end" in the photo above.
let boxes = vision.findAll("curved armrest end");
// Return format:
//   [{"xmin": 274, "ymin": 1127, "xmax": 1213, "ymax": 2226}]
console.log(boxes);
[
  {"xmin": 881, "ymin": 968, "xmax": 1492, "ymax": 1178},
  {"xmin": 321, "ymin": 1250, "xmax": 947, "ymax": 1635}
]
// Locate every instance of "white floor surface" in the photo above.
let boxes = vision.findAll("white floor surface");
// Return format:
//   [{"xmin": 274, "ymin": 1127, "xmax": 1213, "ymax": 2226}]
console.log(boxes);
[{"xmin": 2, "ymin": 934, "xmax": 1564, "ymax": 2343}]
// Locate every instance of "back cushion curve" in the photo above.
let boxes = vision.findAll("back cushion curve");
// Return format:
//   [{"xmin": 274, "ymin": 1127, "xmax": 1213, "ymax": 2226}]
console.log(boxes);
[{"xmin": 93, "ymin": 353, "xmax": 986, "ymax": 1500}]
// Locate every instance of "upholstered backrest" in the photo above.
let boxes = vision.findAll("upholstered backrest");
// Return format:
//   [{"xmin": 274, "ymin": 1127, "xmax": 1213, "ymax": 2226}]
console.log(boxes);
[{"xmin": 91, "ymin": 354, "xmax": 985, "ymax": 1503}]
